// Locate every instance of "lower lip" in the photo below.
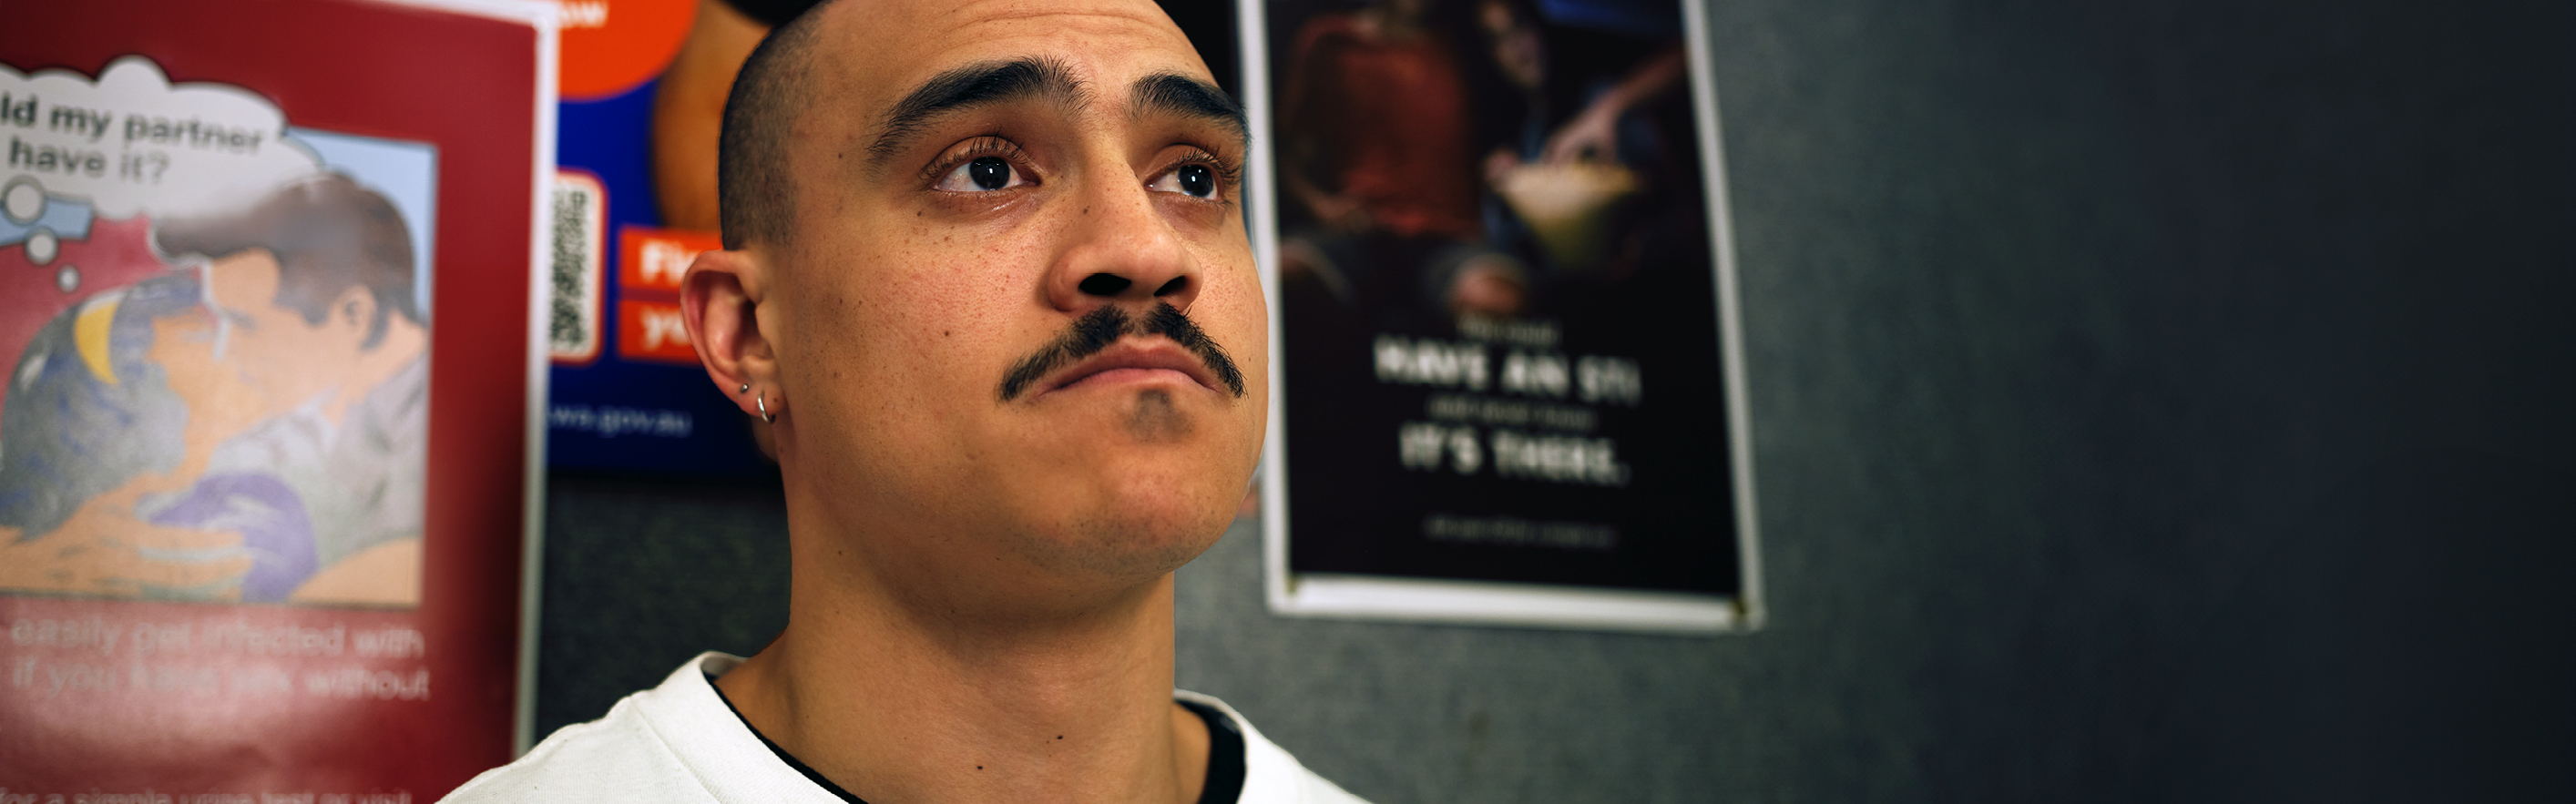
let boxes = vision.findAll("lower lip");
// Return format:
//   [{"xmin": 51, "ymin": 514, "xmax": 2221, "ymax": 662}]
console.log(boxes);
[{"xmin": 1055, "ymin": 367, "xmax": 1201, "ymax": 393}]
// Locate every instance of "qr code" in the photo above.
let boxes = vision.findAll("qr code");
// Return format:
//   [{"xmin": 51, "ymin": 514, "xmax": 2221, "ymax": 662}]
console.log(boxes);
[{"xmin": 549, "ymin": 172, "xmax": 604, "ymax": 363}]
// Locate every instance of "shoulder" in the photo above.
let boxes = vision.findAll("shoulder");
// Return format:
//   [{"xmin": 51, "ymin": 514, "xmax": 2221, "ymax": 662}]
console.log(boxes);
[
  {"xmin": 441, "ymin": 695, "xmax": 700, "ymax": 804},
  {"xmin": 442, "ymin": 653, "xmax": 839, "ymax": 804},
  {"xmin": 1175, "ymin": 690, "xmax": 1373, "ymax": 804}
]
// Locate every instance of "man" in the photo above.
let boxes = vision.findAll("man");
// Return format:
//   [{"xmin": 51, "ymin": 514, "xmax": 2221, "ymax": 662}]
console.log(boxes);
[
  {"xmin": 0, "ymin": 173, "xmax": 428, "ymax": 605},
  {"xmin": 445, "ymin": 1, "xmax": 1367, "ymax": 802},
  {"xmin": 158, "ymin": 173, "xmax": 431, "ymax": 605}
]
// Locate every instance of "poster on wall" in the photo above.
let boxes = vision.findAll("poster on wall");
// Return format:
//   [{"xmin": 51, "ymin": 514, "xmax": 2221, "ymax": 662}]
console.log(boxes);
[
  {"xmin": 1248, "ymin": 0, "xmax": 1762, "ymax": 631},
  {"xmin": 544, "ymin": 0, "xmax": 775, "ymax": 476},
  {"xmin": 0, "ymin": 0, "xmax": 554, "ymax": 798}
]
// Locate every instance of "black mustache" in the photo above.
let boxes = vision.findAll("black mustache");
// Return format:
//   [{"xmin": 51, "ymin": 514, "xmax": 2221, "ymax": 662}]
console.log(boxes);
[{"xmin": 997, "ymin": 302, "xmax": 1246, "ymax": 402}]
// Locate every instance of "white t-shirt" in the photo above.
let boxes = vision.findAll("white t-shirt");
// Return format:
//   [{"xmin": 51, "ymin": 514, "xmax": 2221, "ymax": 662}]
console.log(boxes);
[{"xmin": 443, "ymin": 653, "xmax": 1369, "ymax": 804}]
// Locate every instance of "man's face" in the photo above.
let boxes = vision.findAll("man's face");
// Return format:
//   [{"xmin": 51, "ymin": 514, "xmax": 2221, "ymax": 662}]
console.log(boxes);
[
  {"xmin": 148, "ymin": 291, "xmax": 267, "ymax": 443},
  {"xmin": 203, "ymin": 249, "xmax": 372, "ymax": 415},
  {"xmin": 763, "ymin": 0, "xmax": 1265, "ymax": 593},
  {"xmin": 1480, "ymin": 1, "xmax": 1546, "ymax": 92}
]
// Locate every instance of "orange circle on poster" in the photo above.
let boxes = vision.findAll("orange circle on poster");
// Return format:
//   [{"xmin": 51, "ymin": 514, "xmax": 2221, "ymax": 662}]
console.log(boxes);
[{"xmin": 558, "ymin": 0, "xmax": 699, "ymax": 99}]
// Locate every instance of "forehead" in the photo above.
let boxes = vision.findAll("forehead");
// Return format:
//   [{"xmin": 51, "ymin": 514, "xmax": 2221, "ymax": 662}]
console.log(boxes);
[
  {"xmin": 809, "ymin": 0, "xmax": 1211, "ymax": 117},
  {"xmin": 207, "ymin": 249, "xmax": 281, "ymax": 301}
]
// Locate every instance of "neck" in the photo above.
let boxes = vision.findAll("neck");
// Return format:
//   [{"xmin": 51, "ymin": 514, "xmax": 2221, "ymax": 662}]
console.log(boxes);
[
  {"xmin": 320, "ymin": 319, "xmax": 426, "ymax": 424},
  {"xmin": 718, "ymin": 504, "xmax": 1207, "ymax": 804}
]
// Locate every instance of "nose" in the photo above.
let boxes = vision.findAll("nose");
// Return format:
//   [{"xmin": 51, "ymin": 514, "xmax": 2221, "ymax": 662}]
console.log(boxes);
[{"xmin": 1042, "ymin": 170, "xmax": 1201, "ymax": 316}]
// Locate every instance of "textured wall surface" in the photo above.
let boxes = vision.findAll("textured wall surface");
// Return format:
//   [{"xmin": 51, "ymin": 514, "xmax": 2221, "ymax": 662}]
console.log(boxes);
[
  {"xmin": 535, "ymin": 473, "xmax": 790, "ymax": 733},
  {"xmin": 534, "ymin": 0, "xmax": 2572, "ymax": 801}
]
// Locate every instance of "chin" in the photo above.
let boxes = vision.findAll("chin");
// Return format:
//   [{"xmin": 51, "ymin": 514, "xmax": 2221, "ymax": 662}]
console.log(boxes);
[
  {"xmin": 976, "ymin": 387, "xmax": 1263, "ymax": 585},
  {"xmin": 1007, "ymin": 460, "xmax": 1243, "ymax": 585}
]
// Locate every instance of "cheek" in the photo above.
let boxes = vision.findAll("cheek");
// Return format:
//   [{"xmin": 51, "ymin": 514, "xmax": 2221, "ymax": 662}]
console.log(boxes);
[
  {"xmin": 786, "ymin": 243, "xmax": 1034, "ymax": 453},
  {"xmin": 250, "ymin": 310, "xmax": 318, "ymax": 345},
  {"xmin": 148, "ymin": 339, "xmax": 212, "ymax": 387},
  {"xmin": 1191, "ymin": 253, "xmax": 1271, "ymax": 381}
]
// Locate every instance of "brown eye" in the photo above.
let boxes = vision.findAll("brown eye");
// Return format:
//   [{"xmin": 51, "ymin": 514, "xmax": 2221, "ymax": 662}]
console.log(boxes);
[
  {"xmin": 1175, "ymin": 165, "xmax": 1214, "ymax": 198},
  {"xmin": 1149, "ymin": 163, "xmax": 1220, "ymax": 198},
  {"xmin": 967, "ymin": 158, "xmax": 1010, "ymax": 190},
  {"xmin": 938, "ymin": 155, "xmax": 1029, "ymax": 192}
]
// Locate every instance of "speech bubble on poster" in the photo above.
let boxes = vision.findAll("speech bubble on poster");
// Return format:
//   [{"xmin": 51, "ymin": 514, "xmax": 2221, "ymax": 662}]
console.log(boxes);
[{"xmin": 0, "ymin": 55, "xmax": 322, "ymax": 220}]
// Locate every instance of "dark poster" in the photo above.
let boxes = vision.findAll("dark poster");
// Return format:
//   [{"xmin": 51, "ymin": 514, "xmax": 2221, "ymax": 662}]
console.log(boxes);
[
  {"xmin": 1252, "ymin": 0, "xmax": 1759, "ymax": 630},
  {"xmin": 0, "ymin": 0, "xmax": 551, "ymax": 798}
]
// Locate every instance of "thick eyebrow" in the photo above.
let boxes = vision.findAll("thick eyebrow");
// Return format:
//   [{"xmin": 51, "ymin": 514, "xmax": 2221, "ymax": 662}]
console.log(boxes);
[
  {"xmin": 1130, "ymin": 72, "xmax": 1248, "ymax": 149},
  {"xmin": 865, "ymin": 57, "xmax": 1085, "ymax": 169}
]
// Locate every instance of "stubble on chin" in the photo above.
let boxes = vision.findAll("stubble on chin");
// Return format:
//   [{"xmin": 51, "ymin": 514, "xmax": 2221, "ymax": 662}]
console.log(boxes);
[
  {"xmin": 1005, "ymin": 458, "xmax": 1232, "ymax": 586},
  {"xmin": 1125, "ymin": 388, "xmax": 1195, "ymax": 444},
  {"xmin": 989, "ymin": 391, "xmax": 1241, "ymax": 591}
]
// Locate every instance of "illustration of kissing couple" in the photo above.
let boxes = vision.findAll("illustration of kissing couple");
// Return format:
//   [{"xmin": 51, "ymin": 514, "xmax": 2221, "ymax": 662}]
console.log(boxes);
[{"xmin": 0, "ymin": 173, "xmax": 429, "ymax": 608}]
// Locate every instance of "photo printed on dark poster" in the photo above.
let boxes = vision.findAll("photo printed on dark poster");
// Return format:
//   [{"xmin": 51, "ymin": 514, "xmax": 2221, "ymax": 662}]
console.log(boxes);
[{"xmin": 1252, "ymin": 0, "xmax": 1759, "ymax": 630}]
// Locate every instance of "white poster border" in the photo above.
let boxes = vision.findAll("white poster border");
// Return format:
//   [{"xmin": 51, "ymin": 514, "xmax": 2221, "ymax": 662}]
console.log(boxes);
[{"xmin": 1245, "ymin": 0, "xmax": 1763, "ymax": 635}]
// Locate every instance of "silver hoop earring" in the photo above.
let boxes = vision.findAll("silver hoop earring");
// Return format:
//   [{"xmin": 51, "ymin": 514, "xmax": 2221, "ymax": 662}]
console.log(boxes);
[{"xmin": 757, "ymin": 393, "xmax": 776, "ymax": 424}]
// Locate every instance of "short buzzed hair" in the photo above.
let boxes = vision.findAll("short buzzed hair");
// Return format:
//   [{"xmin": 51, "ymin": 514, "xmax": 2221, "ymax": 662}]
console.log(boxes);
[{"xmin": 718, "ymin": 2, "xmax": 833, "ymax": 249}]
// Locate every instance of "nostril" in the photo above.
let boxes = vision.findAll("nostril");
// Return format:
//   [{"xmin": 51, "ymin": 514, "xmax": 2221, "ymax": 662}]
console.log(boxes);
[
  {"xmin": 1078, "ymin": 273, "xmax": 1132, "ymax": 296},
  {"xmin": 1153, "ymin": 277, "xmax": 1188, "ymax": 297}
]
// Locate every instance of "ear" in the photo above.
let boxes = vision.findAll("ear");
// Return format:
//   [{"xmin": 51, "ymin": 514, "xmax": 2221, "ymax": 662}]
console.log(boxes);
[
  {"xmin": 681, "ymin": 248, "xmax": 778, "ymax": 419},
  {"xmin": 332, "ymin": 287, "xmax": 379, "ymax": 343}
]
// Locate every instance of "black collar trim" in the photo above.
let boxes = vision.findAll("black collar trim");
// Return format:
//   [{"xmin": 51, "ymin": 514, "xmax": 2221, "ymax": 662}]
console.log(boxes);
[{"xmin": 706, "ymin": 674, "xmax": 1246, "ymax": 804}]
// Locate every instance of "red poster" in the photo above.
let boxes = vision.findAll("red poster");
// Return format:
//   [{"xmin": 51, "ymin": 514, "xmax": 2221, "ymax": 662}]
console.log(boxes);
[{"xmin": 0, "ymin": 0, "xmax": 553, "ymax": 800}]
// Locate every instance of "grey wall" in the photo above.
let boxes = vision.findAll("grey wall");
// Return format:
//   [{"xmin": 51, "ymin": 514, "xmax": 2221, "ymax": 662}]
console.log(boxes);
[{"xmin": 536, "ymin": 0, "xmax": 2573, "ymax": 801}]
